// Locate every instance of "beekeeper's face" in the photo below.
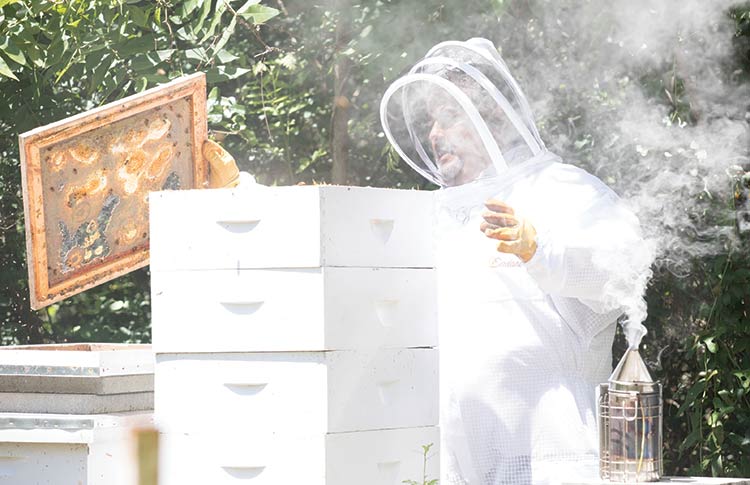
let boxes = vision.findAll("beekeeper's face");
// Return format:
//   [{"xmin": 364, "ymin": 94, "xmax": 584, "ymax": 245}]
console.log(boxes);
[{"xmin": 428, "ymin": 103, "xmax": 492, "ymax": 187}]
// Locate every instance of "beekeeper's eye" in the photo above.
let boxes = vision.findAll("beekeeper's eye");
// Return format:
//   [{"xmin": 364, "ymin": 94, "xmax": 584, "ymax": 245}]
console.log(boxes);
[{"xmin": 433, "ymin": 105, "xmax": 463, "ymax": 129}]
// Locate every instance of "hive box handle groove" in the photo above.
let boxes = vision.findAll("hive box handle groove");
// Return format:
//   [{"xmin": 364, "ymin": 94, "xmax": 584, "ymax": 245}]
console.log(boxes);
[
  {"xmin": 224, "ymin": 382, "xmax": 268, "ymax": 396},
  {"xmin": 375, "ymin": 299, "xmax": 400, "ymax": 328},
  {"xmin": 222, "ymin": 465, "xmax": 266, "ymax": 479},
  {"xmin": 370, "ymin": 218, "xmax": 395, "ymax": 244},
  {"xmin": 377, "ymin": 378, "xmax": 401, "ymax": 405},
  {"xmin": 377, "ymin": 460, "xmax": 402, "ymax": 483},
  {"xmin": 216, "ymin": 219, "xmax": 261, "ymax": 233},
  {"xmin": 220, "ymin": 301, "xmax": 265, "ymax": 315}
]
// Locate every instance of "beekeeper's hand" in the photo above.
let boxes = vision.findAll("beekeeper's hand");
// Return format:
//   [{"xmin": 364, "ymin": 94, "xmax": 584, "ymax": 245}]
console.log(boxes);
[
  {"xmin": 203, "ymin": 139, "xmax": 240, "ymax": 189},
  {"xmin": 480, "ymin": 199, "xmax": 537, "ymax": 263}
]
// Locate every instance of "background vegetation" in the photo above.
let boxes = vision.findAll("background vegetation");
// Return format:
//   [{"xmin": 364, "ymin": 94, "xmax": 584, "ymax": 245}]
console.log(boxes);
[{"xmin": 0, "ymin": 0, "xmax": 748, "ymax": 477}]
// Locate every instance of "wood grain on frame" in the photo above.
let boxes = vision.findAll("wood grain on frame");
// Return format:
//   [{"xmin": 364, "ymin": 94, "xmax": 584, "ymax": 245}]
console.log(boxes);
[{"xmin": 19, "ymin": 73, "xmax": 208, "ymax": 310}]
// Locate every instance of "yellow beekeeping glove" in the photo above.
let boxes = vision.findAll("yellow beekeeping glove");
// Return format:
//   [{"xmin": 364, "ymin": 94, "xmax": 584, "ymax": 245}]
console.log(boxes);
[
  {"xmin": 203, "ymin": 139, "xmax": 240, "ymax": 189},
  {"xmin": 480, "ymin": 199, "xmax": 538, "ymax": 263}
]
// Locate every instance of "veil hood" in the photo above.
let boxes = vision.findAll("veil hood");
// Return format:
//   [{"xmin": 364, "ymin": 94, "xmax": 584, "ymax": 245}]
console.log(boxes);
[{"xmin": 380, "ymin": 38, "xmax": 547, "ymax": 187}]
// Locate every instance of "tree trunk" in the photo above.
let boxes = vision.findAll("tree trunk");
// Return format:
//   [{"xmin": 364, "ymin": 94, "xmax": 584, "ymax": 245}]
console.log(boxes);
[{"xmin": 331, "ymin": 3, "xmax": 351, "ymax": 185}]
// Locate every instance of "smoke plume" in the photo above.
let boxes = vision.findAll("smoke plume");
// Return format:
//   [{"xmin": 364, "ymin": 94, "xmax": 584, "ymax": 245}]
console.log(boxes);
[{"xmin": 485, "ymin": 0, "xmax": 749, "ymax": 345}]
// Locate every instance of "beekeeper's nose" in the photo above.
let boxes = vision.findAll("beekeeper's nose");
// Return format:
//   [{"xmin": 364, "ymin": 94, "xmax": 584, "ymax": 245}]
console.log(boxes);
[{"xmin": 429, "ymin": 121, "xmax": 446, "ymax": 156}]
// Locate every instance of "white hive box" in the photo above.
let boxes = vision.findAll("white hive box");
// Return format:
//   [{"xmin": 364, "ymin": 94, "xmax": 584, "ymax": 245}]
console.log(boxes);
[
  {"xmin": 564, "ymin": 479, "xmax": 750, "ymax": 485},
  {"xmin": 0, "ymin": 411, "xmax": 150, "ymax": 485},
  {"xmin": 159, "ymin": 426, "xmax": 439, "ymax": 485},
  {"xmin": 152, "ymin": 266, "xmax": 437, "ymax": 352},
  {"xmin": 155, "ymin": 348, "xmax": 438, "ymax": 434},
  {"xmin": 150, "ymin": 184, "xmax": 440, "ymax": 483},
  {"xmin": 149, "ymin": 185, "xmax": 435, "ymax": 271},
  {"xmin": 0, "ymin": 344, "xmax": 154, "ymax": 414}
]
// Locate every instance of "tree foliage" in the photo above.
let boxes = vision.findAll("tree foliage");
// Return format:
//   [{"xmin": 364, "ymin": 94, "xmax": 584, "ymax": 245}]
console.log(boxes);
[
  {"xmin": 626, "ymin": 5, "xmax": 750, "ymax": 476},
  {"xmin": 0, "ymin": 0, "xmax": 278, "ymax": 344},
  {"xmin": 653, "ymin": 250, "xmax": 750, "ymax": 476},
  {"xmin": 0, "ymin": 0, "xmax": 749, "ymax": 479}
]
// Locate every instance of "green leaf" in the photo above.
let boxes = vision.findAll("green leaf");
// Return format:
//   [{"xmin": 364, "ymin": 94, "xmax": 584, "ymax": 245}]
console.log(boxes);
[
  {"xmin": 89, "ymin": 55, "xmax": 113, "ymax": 91},
  {"xmin": 215, "ymin": 49, "xmax": 238, "ymax": 64},
  {"xmin": 27, "ymin": 47, "xmax": 45, "ymax": 68},
  {"xmin": 0, "ymin": 55, "xmax": 18, "ymax": 80},
  {"xmin": 135, "ymin": 77, "xmax": 148, "ymax": 92},
  {"xmin": 28, "ymin": 0, "xmax": 44, "ymax": 15},
  {"xmin": 680, "ymin": 425, "xmax": 702, "ymax": 452},
  {"xmin": 118, "ymin": 34, "xmax": 157, "ymax": 58},
  {"xmin": 14, "ymin": 28, "xmax": 45, "ymax": 69},
  {"xmin": 181, "ymin": 0, "xmax": 201, "ymax": 16},
  {"xmin": 238, "ymin": 4, "xmax": 280, "ymax": 24},
  {"xmin": 677, "ymin": 380, "xmax": 706, "ymax": 416},
  {"xmin": 704, "ymin": 336, "xmax": 719, "ymax": 353},
  {"xmin": 235, "ymin": 0, "xmax": 261, "ymax": 11},
  {"xmin": 128, "ymin": 6, "xmax": 150, "ymax": 28},
  {"xmin": 131, "ymin": 49, "xmax": 175, "ymax": 72},
  {"xmin": 142, "ymin": 72, "xmax": 170, "ymax": 85},
  {"xmin": 711, "ymin": 454, "xmax": 723, "ymax": 477},
  {"xmin": 210, "ymin": 14, "xmax": 237, "ymax": 58},
  {"xmin": 207, "ymin": 111, "xmax": 223, "ymax": 124},
  {"xmin": 175, "ymin": 24, "xmax": 199, "ymax": 43},
  {"xmin": 728, "ymin": 431, "xmax": 750, "ymax": 447},
  {"xmin": 734, "ymin": 370, "xmax": 750, "ymax": 389},
  {"xmin": 0, "ymin": 0, "xmax": 21, "ymax": 7},
  {"xmin": 0, "ymin": 38, "xmax": 26, "ymax": 67},
  {"xmin": 713, "ymin": 424, "xmax": 725, "ymax": 444},
  {"xmin": 192, "ymin": 0, "xmax": 212, "ymax": 32},
  {"xmin": 199, "ymin": 0, "xmax": 228, "ymax": 43},
  {"xmin": 54, "ymin": 53, "xmax": 76, "ymax": 84},
  {"xmin": 206, "ymin": 65, "xmax": 251, "ymax": 83},
  {"xmin": 45, "ymin": 34, "xmax": 70, "ymax": 68},
  {"xmin": 99, "ymin": 69, "xmax": 127, "ymax": 105},
  {"xmin": 185, "ymin": 47, "xmax": 209, "ymax": 63}
]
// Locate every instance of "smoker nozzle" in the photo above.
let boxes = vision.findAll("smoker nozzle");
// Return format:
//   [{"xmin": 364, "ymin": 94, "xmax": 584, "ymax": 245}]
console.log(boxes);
[{"xmin": 608, "ymin": 348, "xmax": 654, "ymax": 391}]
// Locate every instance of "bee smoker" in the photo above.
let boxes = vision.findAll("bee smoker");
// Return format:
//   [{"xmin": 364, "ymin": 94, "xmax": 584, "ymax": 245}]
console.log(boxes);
[{"xmin": 598, "ymin": 348, "xmax": 663, "ymax": 482}]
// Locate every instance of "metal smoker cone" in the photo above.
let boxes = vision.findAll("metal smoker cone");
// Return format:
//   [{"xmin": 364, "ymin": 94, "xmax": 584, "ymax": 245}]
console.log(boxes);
[{"xmin": 609, "ymin": 348, "xmax": 654, "ymax": 391}]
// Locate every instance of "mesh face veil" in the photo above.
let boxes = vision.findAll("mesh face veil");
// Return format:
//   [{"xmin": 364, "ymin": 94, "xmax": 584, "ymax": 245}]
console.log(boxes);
[{"xmin": 380, "ymin": 38, "xmax": 546, "ymax": 187}]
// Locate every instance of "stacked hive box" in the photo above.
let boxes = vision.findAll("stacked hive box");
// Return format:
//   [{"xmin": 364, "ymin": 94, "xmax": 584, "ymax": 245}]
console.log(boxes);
[
  {"xmin": 0, "ymin": 412, "xmax": 149, "ymax": 484},
  {"xmin": 0, "ymin": 344, "xmax": 153, "ymax": 484},
  {"xmin": 150, "ymin": 185, "xmax": 439, "ymax": 485}
]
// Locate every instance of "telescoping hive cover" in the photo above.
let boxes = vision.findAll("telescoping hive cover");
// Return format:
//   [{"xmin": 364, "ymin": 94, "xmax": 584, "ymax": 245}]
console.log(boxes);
[{"xmin": 19, "ymin": 73, "xmax": 208, "ymax": 309}]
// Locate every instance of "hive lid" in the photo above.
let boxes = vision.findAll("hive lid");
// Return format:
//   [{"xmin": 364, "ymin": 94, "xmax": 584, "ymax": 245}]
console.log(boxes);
[
  {"xmin": 609, "ymin": 348, "xmax": 654, "ymax": 390},
  {"xmin": 0, "ymin": 343, "xmax": 154, "ymax": 377}
]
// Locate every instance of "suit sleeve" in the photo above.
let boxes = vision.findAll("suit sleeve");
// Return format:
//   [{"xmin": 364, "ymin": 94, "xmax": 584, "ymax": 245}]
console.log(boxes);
[{"xmin": 522, "ymin": 177, "xmax": 652, "ymax": 317}]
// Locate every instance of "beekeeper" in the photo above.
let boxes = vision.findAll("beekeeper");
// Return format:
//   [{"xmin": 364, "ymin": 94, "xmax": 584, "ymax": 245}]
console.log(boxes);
[{"xmin": 380, "ymin": 38, "xmax": 651, "ymax": 484}]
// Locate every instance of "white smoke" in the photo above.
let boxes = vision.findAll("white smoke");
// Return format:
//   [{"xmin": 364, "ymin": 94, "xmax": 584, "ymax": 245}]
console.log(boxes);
[{"xmin": 488, "ymin": 0, "xmax": 750, "ymax": 346}]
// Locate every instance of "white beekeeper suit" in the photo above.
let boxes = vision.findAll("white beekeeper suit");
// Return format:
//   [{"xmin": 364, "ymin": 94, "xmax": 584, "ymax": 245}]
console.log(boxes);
[{"xmin": 380, "ymin": 38, "xmax": 652, "ymax": 485}]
